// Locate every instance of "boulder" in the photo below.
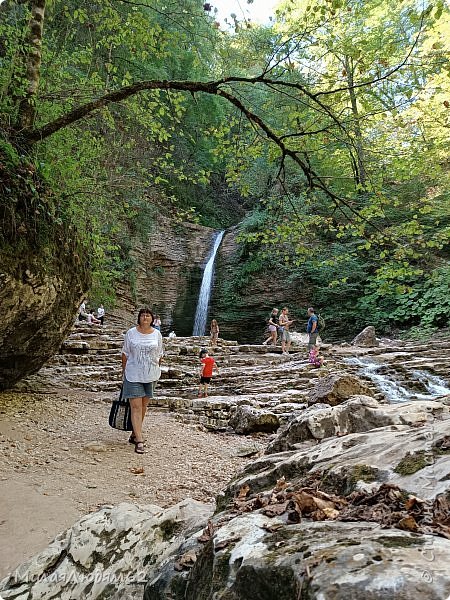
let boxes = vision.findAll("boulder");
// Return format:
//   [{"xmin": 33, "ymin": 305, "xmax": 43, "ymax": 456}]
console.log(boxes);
[
  {"xmin": 0, "ymin": 499, "xmax": 213, "ymax": 600},
  {"xmin": 0, "ymin": 159, "xmax": 91, "ymax": 390},
  {"xmin": 308, "ymin": 374, "xmax": 373, "ymax": 406},
  {"xmin": 351, "ymin": 326, "xmax": 379, "ymax": 347},
  {"xmin": 151, "ymin": 516, "xmax": 450, "ymax": 600},
  {"xmin": 267, "ymin": 397, "xmax": 449, "ymax": 453},
  {"xmin": 229, "ymin": 405, "xmax": 280, "ymax": 434}
]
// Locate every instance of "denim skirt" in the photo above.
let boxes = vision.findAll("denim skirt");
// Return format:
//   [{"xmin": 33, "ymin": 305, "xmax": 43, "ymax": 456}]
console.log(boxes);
[{"xmin": 122, "ymin": 377, "xmax": 154, "ymax": 399}]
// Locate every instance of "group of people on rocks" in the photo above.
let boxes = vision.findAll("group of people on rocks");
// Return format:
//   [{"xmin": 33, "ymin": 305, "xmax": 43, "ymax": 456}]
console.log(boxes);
[
  {"xmin": 263, "ymin": 306, "xmax": 324, "ymax": 366},
  {"xmin": 118, "ymin": 304, "xmax": 322, "ymax": 454},
  {"xmin": 78, "ymin": 300, "xmax": 105, "ymax": 326}
]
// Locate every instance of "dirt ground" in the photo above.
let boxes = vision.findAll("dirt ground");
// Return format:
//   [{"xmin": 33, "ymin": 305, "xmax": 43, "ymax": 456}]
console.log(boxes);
[{"xmin": 0, "ymin": 391, "xmax": 263, "ymax": 579}]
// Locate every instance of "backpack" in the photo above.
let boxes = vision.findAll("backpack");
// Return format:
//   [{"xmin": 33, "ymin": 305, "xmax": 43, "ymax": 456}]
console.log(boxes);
[{"xmin": 317, "ymin": 314, "xmax": 325, "ymax": 333}]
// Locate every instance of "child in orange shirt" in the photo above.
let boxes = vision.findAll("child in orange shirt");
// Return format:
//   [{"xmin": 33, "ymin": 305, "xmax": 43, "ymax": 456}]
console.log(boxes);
[{"xmin": 198, "ymin": 349, "xmax": 219, "ymax": 397}]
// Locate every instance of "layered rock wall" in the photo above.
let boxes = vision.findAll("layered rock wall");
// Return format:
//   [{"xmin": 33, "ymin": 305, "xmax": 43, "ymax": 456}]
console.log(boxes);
[
  {"xmin": 109, "ymin": 219, "xmax": 216, "ymax": 335},
  {"xmin": 211, "ymin": 227, "xmax": 312, "ymax": 343}
]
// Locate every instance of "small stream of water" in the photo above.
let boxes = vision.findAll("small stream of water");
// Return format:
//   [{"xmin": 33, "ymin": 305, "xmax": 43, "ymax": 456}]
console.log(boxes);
[
  {"xmin": 192, "ymin": 230, "xmax": 224, "ymax": 336},
  {"xmin": 346, "ymin": 357, "xmax": 450, "ymax": 403}
]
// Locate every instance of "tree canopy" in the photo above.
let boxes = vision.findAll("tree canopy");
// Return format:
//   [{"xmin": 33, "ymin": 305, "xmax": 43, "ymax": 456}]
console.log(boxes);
[{"xmin": 1, "ymin": 0, "xmax": 449, "ymax": 335}]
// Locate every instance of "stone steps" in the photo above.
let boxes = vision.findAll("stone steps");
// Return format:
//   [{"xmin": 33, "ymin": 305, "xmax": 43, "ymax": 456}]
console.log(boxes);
[{"xmin": 13, "ymin": 324, "xmax": 450, "ymax": 421}]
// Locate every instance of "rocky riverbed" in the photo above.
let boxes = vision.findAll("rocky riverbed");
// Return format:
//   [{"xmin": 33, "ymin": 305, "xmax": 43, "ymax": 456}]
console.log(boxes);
[{"xmin": 0, "ymin": 325, "xmax": 449, "ymax": 598}]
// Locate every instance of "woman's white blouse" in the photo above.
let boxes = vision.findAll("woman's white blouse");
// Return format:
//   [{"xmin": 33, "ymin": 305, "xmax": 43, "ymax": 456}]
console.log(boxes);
[{"xmin": 122, "ymin": 327, "xmax": 164, "ymax": 383}]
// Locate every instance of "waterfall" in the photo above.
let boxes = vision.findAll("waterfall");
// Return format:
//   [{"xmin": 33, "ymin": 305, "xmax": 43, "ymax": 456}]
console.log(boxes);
[
  {"xmin": 193, "ymin": 230, "xmax": 225, "ymax": 336},
  {"xmin": 346, "ymin": 357, "xmax": 450, "ymax": 403}
]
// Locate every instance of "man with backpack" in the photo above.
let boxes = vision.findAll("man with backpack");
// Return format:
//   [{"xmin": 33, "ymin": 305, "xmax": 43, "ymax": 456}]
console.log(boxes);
[{"xmin": 307, "ymin": 307, "xmax": 319, "ymax": 351}]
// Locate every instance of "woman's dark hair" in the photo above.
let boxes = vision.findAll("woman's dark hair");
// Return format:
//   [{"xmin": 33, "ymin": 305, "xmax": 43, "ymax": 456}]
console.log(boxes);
[{"xmin": 137, "ymin": 307, "xmax": 154, "ymax": 325}]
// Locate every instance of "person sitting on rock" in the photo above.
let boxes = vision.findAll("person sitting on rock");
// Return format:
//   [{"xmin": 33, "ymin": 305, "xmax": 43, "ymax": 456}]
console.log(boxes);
[
  {"xmin": 309, "ymin": 345, "xmax": 324, "ymax": 368},
  {"xmin": 78, "ymin": 299, "xmax": 89, "ymax": 321},
  {"xmin": 87, "ymin": 310, "xmax": 101, "ymax": 325}
]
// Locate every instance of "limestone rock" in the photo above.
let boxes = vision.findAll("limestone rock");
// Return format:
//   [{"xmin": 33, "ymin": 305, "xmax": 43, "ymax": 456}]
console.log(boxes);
[
  {"xmin": 229, "ymin": 405, "xmax": 280, "ymax": 434},
  {"xmin": 308, "ymin": 374, "xmax": 373, "ymax": 406},
  {"xmin": 60, "ymin": 340, "xmax": 90, "ymax": 354},
  {"xmin": 231, "ymin": 419, "xmax": 450, "ymax": 502},
  {"xmin": 268, "ymin": 397, "xmax": 449, "ymax": 453},
  {"xmin": 290, "ymin": 331, "xmax": 310, "ymax": 346},
  {"xmin": 153, "ymin": 515, "xmax": 450, "ymax": 600},
  {"xmin": 351, "ymin": 326, "xmax": 379, "ymax": 347},
  {"xmin": 0, "ymin": 499, "xmax": 213, "ymax": 600},
  {"xmin": 144, "ymin": 412, "xmax": 450, "ymax": 599},
  {"xmin": 0, "ymin": 157, "xmax": 94, "ymax": 391},
  {"xmin": 0, "ymin": 249, "xmax": 90, "ymax": 391}
]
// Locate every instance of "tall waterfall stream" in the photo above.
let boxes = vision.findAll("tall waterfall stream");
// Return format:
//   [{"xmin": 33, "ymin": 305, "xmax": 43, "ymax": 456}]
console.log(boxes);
[
  {"xmin": 346, "ymin": 356, "xmax": 450, "ymax": 403},
  {"xmin": 192, "ymin": 230, "xmax": 224, "ymax": 336}
]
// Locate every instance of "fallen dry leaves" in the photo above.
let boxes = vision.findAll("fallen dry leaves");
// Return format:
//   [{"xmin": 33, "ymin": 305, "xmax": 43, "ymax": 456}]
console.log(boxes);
[
  {"xmin": 174, "ymin": 549, "xmax": 197, "ymax": 571},
  {"xmin": 232, "ymin": 478, "xmax": 450, "ymax": 539},
  {"xmin": 128, "ymin": 467, "xmax": 145, "ymax": 475}
]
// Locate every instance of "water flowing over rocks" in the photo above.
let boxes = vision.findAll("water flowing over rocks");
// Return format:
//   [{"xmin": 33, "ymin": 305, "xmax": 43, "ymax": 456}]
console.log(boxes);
[{"xmin": 2, "ymin": 326, "xmax": 450, "ymax": 599}]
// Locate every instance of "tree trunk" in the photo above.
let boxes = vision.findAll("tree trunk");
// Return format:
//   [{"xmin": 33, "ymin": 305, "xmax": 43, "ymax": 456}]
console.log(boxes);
[
  {"xmin": 344, "ymin": 55, "xmax": 367, "ymax": 188},
  {"xmin": 16, "ymin": 0, "xmax": 46, "ymax": 131}
]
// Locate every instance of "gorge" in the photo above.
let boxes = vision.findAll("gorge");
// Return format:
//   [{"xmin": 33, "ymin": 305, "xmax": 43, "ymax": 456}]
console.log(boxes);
[
  {"xmin": 1, "ymin": 324, "xmax": 450, "ymax": 598},
  {"xmin": 1, "ymin": 1, "xmax": 449, "ymax": 598}
]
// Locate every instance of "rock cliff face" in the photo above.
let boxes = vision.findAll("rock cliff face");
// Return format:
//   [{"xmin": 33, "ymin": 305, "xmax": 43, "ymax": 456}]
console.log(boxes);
[
  {"xmin": 109, "ymin": 218, "xmax": 216, "ymax": 335},
  {"xmin": 211, "ymin": 227, "xmax": 312, "ymax": 343},
  {"xmin": 0, "ymin": 156, "xmax": 91, "ymax": 391}
]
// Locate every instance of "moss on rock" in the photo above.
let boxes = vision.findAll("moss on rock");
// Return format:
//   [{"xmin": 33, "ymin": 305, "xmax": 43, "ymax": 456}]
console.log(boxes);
[{"xmin": 394, "ymin": 451, "xmax": 432, "ymax": 476}]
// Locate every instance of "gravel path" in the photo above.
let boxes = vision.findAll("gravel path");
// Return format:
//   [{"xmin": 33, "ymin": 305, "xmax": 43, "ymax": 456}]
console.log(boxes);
[{"xmin": 0, "ymin": 390, "xmax": 264, "ymax": 577}]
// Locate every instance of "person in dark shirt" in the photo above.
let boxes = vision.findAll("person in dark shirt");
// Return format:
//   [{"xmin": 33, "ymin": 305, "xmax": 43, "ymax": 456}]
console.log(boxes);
[
  {"xmin": 263, "ymin": 308, "xmax": 279, "ymax": 346},
  {"xmin": 307, "ymin": 307, "xmax": 319, "ymax": 351}
]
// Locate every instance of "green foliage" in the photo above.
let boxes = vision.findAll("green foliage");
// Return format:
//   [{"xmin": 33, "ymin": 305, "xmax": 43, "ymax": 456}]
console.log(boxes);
[
  {"xmin": 0, "ymin": 0, "xmax": 449, "ymax": 339},
  {"xmin": 357, "ymin": 264, "xmax": 450, "ymax": 333},
  {"xmin": 0, "ymin": 139, "xmax": 20, "ymax": 167}
]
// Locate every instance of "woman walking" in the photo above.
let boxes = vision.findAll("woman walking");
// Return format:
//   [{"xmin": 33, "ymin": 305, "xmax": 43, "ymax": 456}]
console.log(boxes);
[
  {"xmin": 263, "ymin": 308, "xmax": 279, "ymax": 346},
  {"xmin": 121, "ymin": 308, "xmax": 164, "ymax": 454}
]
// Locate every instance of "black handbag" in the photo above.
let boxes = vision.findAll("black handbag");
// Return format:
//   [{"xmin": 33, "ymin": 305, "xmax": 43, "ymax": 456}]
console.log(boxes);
[{"xmin": 109, "ymin": 386, "xmax": 133, "ymax": 431}]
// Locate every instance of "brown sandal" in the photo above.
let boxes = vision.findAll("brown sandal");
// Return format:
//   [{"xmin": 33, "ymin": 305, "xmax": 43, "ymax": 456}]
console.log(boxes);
[
  {"xmin": 134, "ymin": 442, "xmax": 145, "ymax": 454},
  {"xmin": 129, "ymin": 434, "xmax": 146, "ymax": 445}
]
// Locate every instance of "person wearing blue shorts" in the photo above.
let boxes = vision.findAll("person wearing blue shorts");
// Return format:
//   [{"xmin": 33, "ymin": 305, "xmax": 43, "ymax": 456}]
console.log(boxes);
[{"xmin": 121, "ymin": 308, "xmax": 164, "ymax": 454}]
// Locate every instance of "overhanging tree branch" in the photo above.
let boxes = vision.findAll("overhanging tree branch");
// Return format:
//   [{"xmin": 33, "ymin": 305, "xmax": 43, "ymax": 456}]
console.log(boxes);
[{"xmin": 23, "ymin": 76, "xmax": 388, "ymax": 236}]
